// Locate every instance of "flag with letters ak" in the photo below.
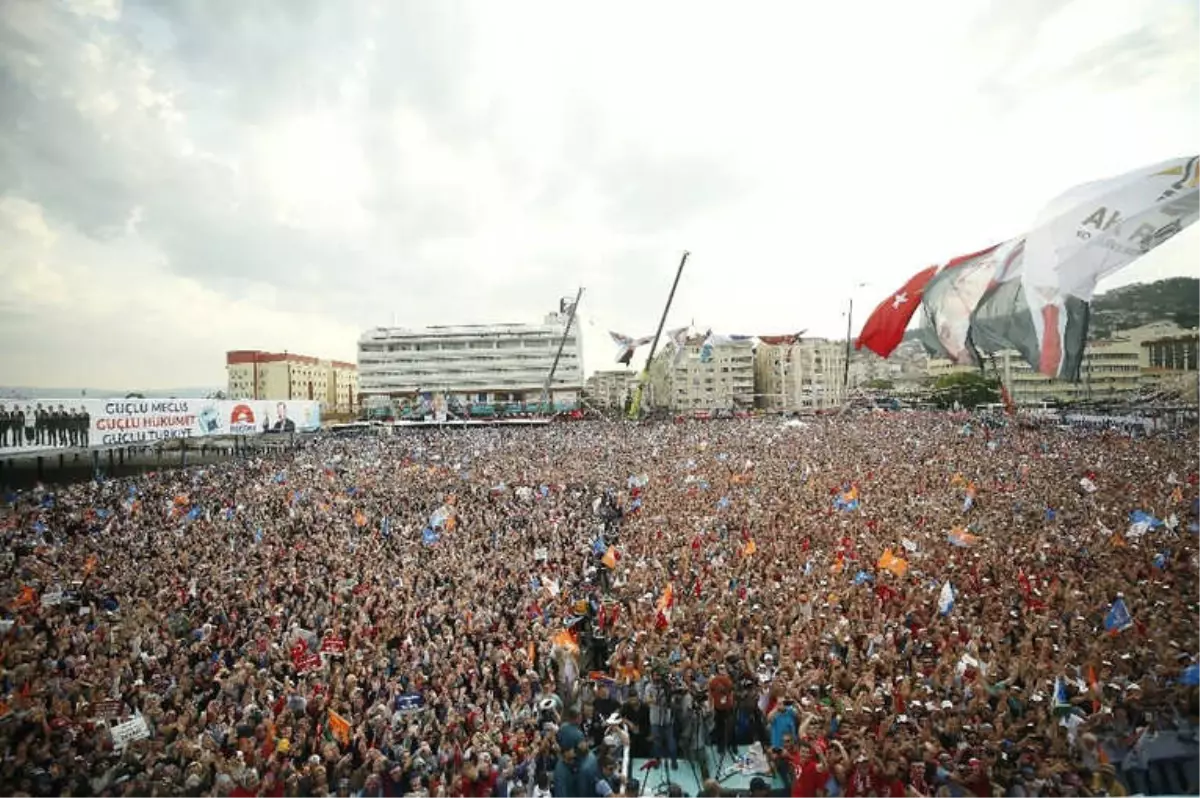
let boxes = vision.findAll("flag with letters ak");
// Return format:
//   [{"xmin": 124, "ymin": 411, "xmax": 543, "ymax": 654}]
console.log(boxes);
[
  {"xmin": 971, "ymin": 156, "xmax": 1198, "ymax": 379},
  {"xmin": 856, "ymin": 266, "xmax": 938, "ymax": 358}
]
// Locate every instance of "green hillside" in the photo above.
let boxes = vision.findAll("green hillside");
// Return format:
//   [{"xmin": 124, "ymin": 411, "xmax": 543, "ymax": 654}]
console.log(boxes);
[
  {"xmin": 1089, "ymin": 277, "xmax": 1198, "ymax": 338},
  {"xmin": 900, "ymin": 277, "xmax": 1198, "ymax": 341}
]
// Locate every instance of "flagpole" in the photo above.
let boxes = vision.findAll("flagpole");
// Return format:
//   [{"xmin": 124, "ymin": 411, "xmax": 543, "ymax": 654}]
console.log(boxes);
[
  {"xmin": 842, "ymin": 297, "xmax": 853, "ymax": 389},
  {"xmin": 628, "ymin": 251, "xmax": 689, "ymax": 420}
]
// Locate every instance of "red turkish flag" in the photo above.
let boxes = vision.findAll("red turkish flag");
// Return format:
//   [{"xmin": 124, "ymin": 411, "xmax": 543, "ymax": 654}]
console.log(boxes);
[{"xmin": 855, "ymin": 265, "xmax": 939, "ymax": 358}]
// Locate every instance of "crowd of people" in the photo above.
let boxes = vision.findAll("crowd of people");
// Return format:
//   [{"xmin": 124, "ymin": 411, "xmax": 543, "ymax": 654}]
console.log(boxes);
[{"xmin": 0, "ymin": 413, "xmax": 1197, "ymax": 797}]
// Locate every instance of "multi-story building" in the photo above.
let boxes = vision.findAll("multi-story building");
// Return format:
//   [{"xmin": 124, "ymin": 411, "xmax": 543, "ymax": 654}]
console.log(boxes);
[
  {"xmin": 925, "ymin": 322, "xmax": 1198, "ymax": 405},
  {"xmin": 356, "ymin": 308, "xmax": 583, "ymax": 408},
  {"xmin": 226, "ymin": 351, "xmax": 358, "ymax": 412},
  {"xmin": 755, "ymin": 338, "xmax": 848, "ymax": 411},
  {"xmin": 647, "ymin": 335, "xmax": 755, "ymax": 412},
  {"xmin": 1139, "ymin": 324, "xmax": 1199, "ymax": 402},
  {"xmin": 585, "ymin": 369, "xmax": 639, "ymax": 410}
]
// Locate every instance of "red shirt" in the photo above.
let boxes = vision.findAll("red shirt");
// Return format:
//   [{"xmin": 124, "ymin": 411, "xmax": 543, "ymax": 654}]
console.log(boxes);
[
  {"xmin": 709, "ymin": 674, "xmax": 735, "ymax": 711},
  {"xmin": 790, "ymin": 759, "xmax": 825, "ymax": 798},
  {"xmin": 844, "ymin": 765, "xmax": 876, "ymax": 798}
]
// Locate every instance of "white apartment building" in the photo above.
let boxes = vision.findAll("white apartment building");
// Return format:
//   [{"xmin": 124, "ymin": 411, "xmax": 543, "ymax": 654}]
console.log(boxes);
[
  {"xmin": 585, "ymin": 370, "xmax": 639, "ymax": 409},
  {"xmin": 648, "ymin": 336, "xmax": 755, "ymax": 411},
  {"xmin": 357, "ymin": 310, "xmax": 583, "ymax": 407},
  {"xmin": 754, "ymin": 338, "xmax": 848, "ymax": 411}
]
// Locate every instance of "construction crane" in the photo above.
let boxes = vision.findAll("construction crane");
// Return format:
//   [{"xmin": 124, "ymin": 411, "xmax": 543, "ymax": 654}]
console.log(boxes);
[
  {"xmin": 540, "ymin": 287, "xmax": 584, "ymax": 414},
  {"xmin": 627, "ymin": 251, "xmax": 689, "ymax": 420}
]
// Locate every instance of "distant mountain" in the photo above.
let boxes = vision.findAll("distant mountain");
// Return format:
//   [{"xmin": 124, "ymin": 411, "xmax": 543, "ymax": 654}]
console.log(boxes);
[
  {"xmin": 0, "ymin": 386, "xmax": 221, "ymax": 400},
  {"xmin": 1089, "ymin": 277, "xmax": 1198, "ymax": 339}
]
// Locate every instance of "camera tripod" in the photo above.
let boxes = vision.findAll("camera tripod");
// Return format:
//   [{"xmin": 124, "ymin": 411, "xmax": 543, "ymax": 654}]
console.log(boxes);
[{"xmin": 709, "ymin": 706, "xmax": 741, "ymax": 784}]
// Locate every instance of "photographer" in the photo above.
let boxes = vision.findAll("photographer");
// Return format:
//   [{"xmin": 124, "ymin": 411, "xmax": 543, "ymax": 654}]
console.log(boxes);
[
  {"xmin": 709, "ymin": 664, "xmax": 736, "ymax": 757},
  {"xmin": 645, "ymin": 668, "xmax": 679, "ymax": 770}
]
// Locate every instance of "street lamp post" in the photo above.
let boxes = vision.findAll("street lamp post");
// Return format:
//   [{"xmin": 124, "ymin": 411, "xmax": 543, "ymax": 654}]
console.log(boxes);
[{"xmin": 842, "ymin": 282, "xmax": 869, "ymax": 390}]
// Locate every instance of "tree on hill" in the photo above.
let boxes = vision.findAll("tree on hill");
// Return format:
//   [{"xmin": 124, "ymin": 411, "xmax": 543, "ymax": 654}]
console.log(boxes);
[{"xmin": 931, "ymin": 372, "xmax": 999, "ymax": 409}]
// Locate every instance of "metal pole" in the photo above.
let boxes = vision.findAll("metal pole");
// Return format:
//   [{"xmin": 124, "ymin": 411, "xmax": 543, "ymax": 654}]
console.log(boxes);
[
  {"xmin": 779, "ymin": 348, "xmax": 786, "ymax": 412},
  {"xmin": 541, "ymin": 287, "xmax": 584, "ymax": 412},
  {"xmin": 842, "ymin": 297, "xmax": 853, "ymax": 389},
  {"xmin": 629, "ymin": 251, "xmax": 689, "ymax": 420}
]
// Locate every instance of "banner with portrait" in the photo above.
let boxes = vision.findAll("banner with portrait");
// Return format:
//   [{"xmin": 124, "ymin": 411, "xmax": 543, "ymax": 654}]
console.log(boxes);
[{"xmin": 0, "ymin": 398, "xmax": 322, "ymax": 456}]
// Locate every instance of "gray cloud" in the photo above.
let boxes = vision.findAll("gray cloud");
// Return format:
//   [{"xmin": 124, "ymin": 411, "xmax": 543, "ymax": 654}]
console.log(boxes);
[
  {"xmin": 0, "ymin": 0, "xmax": 1195, "ymax": 388},
  {"xmin": 0, "ymin": 0, "xmax": 701, "ymax": 334}
]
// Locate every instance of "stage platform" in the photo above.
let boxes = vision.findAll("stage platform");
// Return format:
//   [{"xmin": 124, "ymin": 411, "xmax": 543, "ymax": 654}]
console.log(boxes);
[
  {"xmin": 385, "ymin": 418, "xmax": 552, "ymax": 428},
  {"xmin": 629, "ymin": 744, "xmax": 786, "ymax": 796}
]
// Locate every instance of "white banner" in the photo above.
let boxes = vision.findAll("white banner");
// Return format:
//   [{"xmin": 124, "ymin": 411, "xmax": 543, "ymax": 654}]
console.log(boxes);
[
  {"xmin": 109, "ymin": 715, "xmax": 150, "ymax": 749},
  {"xmin": 1022, "ymin": 156, "xmax": 1198, "ymax": 302},
  {"xmin": 0, "ymin": 398, "xmax": 322, "ymax": 456}
]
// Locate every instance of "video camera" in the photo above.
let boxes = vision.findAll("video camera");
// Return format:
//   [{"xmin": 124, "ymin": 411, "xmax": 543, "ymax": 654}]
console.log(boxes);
[{"xmin": 537, "ymin": 695, "xmax": 563, "ymax": 727}]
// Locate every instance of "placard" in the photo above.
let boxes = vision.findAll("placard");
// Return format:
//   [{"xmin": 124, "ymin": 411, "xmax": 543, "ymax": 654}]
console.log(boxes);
[{"xmin": 109, "ymin": 715, "xmax": 150, "ymax": 749}]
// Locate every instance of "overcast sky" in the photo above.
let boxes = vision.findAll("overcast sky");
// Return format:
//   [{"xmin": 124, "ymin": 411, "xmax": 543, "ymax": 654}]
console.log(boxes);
[{"xmin": 1, "ymin": 0, "xmax": 1196, "ymax": 389}]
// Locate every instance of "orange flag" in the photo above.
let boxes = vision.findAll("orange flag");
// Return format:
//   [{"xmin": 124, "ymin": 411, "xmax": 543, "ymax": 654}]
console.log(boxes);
[
  {"xmin": 13, "ymin": 586, "xmax": 36, "ymax": 608},
  {"xmin": 353, "ymin": 511, "xmax": 367, "ymax": 528},
  {"xmin": 878, "ymin": 549, "xmax": 908, "ymax": 578},
  {"xmin": 742, "ymin": 539, "xmax": 757, "ymax": 557},
  {"xmin": 601, "ymin": 547, "xmax": 618, "ymax": 569},
  {"xmin": 551, "ymin": 629, "xmax": 579, "ymax": 653},
  {"xmin": 328, "ymin": 711, "xmax": 351, "ymax": 746},
  {"xmin": 656, "ymin": 583, "xmax": 674, "ymax": 613}
]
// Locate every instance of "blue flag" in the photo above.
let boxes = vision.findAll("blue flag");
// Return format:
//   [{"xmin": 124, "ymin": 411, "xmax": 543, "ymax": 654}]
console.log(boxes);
[
  {"xmin": 394, "ymin": 693, "xmax": 425, "ymax": 713},
  {"xmin": 592, "ymin": 537, "xmax": 607, "ymax": 556},
  {"xmin": 187, "ymin": 506, "xmax": 202, "ymax": 521},
  {"xmin": 1053, "ymin": 676, "xmax": 1071, "ymax": 714},
  {"xmin": 717, "ymin": 496, "xmax": 731, "ymax": 511},
  {"xmin": 422, "ymin": 527, "xmax": 440, "ymax": 546},
  {"xmin": 1044, "ymin": 507, "xmax": 1056, "ymax": 522},
  {"xmin": 381, "ymin": 516, "xmax": 391, "ymax": 539},
  {"xmin": 1104, "ymin": 597, "xmax": 1133, "ymax": 634},
  {"xmin": 254, "ymin": 527, "xmax": 263, "ymax": 545},
  {"xmin": 854, "ymin": 570, "xmax": 873, "ymax": 586}
]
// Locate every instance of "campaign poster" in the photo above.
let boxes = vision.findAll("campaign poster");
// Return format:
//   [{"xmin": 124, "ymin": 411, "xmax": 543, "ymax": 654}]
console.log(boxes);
[{"xmin": 0, "ymin": 398, "xmax": 321, "ymax": 456}]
